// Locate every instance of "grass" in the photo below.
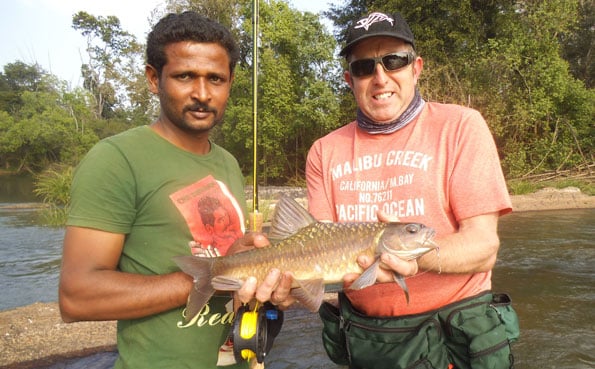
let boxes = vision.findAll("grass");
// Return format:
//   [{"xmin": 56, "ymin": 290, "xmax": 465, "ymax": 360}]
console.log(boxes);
[
  {"xmin": 507, "ymin": 178, "xmax": 594, "ymax": 196},
  {"xmin": 246, "ymin": 199, "xmax": 276, "ymax": 224},
  {"xmin": 33, "ymin": 165, "xmax": 73, "ymax": 226}
]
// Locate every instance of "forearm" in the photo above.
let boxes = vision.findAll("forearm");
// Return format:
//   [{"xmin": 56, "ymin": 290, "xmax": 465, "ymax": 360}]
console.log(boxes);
[
  {"xmin": 418, "ymin": 213, "xmax": 501, "ymax": 274},
  {"xmin": 418, "ymin": 233, "xmax": 498, "ymax": 274},
  {"xmin": 59, "ymin": 270, "xmax": 193, "ymax": 322}
]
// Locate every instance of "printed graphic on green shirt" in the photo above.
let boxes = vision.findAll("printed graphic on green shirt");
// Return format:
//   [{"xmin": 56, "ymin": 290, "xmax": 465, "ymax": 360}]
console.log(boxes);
[
  {"xmin": 170, "ymin": 175, "xmax": 245, "ymax": 256},
  {"xmin": 170, "ymin": 176, "xmax": 244, "ymax": 366}
]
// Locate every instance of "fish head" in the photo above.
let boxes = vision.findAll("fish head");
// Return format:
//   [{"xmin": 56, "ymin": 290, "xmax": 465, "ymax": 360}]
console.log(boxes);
[{"xmin": 376, "ymin": 223, "xmax": 437, "ymax": 260}]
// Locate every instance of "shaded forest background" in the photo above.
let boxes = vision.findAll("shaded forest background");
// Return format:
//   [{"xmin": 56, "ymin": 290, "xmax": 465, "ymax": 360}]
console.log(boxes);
[{"xmin": 1, "ymin": 0, "xmax": 593, "ymax": 187}]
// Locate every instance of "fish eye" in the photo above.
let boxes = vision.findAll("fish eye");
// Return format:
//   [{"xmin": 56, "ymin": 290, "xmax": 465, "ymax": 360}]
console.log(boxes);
[{"xmin": 405, "ymin": 224, "xmax": 420, "ymax": 233}]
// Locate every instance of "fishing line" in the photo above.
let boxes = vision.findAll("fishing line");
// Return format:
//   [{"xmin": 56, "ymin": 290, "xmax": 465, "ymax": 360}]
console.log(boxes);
[{"xmin": 401, "ymin": 245, "xmax": 442, "ymax": 280}]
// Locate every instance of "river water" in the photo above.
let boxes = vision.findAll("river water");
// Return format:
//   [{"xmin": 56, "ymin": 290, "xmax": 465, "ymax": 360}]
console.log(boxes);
[{"xmin": 0, "ymin": 176, "xmax": 593, "ymax": 368}]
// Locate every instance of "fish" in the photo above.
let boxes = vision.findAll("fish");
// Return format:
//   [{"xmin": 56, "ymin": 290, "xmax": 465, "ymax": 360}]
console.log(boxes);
[{"xmin": 173, "ymin": 196, "xmax": 438, "ymax": 320}]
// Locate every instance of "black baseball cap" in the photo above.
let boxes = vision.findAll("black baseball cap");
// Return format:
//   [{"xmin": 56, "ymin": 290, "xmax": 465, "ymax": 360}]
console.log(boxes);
[{"xmin": 339, "ymin": 11, "xmax": 415, "ymax": 57}]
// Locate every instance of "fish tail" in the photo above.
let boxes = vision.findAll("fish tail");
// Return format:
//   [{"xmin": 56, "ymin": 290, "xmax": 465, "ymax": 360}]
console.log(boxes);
[{"xmin": 172, "ymin": 255, "xmax": 216, "ymax": 321}]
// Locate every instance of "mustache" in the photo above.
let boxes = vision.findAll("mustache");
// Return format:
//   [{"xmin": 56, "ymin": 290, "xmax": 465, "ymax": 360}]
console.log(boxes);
[{"xmin": 184, "ymin": 102, "xmax": 217, "ymax": 114}]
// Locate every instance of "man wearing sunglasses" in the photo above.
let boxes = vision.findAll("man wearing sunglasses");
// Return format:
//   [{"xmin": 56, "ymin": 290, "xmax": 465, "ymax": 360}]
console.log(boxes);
[{"xmin": 307, "ymin": 11, "xmax": 518, "ymax": 369}]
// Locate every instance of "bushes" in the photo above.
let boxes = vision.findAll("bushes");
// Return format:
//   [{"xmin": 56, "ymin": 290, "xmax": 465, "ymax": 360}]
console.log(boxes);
[{"xmin": 33, "ymin": 165, "xmax": 73, "ymax": 226}]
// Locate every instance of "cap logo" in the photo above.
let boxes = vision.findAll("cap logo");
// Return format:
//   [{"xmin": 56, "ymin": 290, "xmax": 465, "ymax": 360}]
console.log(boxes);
[{"xmin": 355, "ymin": 12, "xmax": 394, "ymax": 31}]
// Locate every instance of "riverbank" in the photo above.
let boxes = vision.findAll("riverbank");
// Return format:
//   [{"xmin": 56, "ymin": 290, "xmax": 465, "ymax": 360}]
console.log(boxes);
[
  {"xmin": 508, "ymin": 186, "xmax": 595, "ymax": 211},
  {"xmin": 1, "ymin": 188, "xmax": 594, "ymax": 368},
  {"xmin": 0, "ymin": 303, "xmax": 116, "ymax": 368}
]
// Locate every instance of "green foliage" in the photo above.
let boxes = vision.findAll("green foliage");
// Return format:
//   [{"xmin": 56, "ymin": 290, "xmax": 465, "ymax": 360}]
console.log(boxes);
[
  {"xmin": 33, "ymin": 165, "xmax": 73, "ymax": 226},
  {"xmin": 0, "ymin": 63, "xmax": 101, "ymax": 173},
  {"xmin": 0, "ymin": 86, "xmax": 100, "ymax": 172},
  {"xmin": 560, "ymin": 0, "xmax": 594, "ymax": 88},
  {"xmin": 508, "ymin": 178, "xmax": 595, "ymax": 196},
  {"xmin": 72, "ymin": 11, "xmax": 150, "ymax": 121},
  {"xmin": 1, "ymin": 1, "xmax": 592, "ymax": 188},
  {"xmin": 507, "ymin": 180, "xmax": 539, "ymax": 195},
  {"xmin": 33, "ymin": 165, "xmax": 72, "ymax": 206},
  {"xmin": 554, "ymin": 179, "xmax": 595, "ymax": 196},
  {"xmin": 0, "ymin": 61, "xmax": 49, "ymax": 113},
  {"xmin": 471, "ymin": 0, "xmax": 594, "ymax": 177},
  {"xmin": 328, "ymin": 0, "xmax": 593, "ymax": 179},
  {"xmin": 213, "ymin": 0, "xmax": 342, "ymax": 184}
]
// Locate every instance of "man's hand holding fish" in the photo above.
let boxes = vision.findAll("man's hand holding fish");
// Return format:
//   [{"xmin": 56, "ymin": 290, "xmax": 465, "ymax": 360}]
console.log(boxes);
[
  {"xmin": 199, "ymin": 230, "xmax": 297, "ymax": 309},
  {"xmin": 229, "ymin": 231, "xmax": 296, "ymax": 309},
  {"xmin": 227, "ymin": 231, "xmax": 271, "ymax": 254},
  {"xmin": 189, "ymin": 230, "xmax": 297, "ymax": 312},
  {"xmin": 346, "ymin": 252, "xmax": 421, "ymax": 285},
  {"xmin": 238, "ymin": 268, "xmax": 296, "ymax": 310},
  {"xmin": 344, "ymin": 209, "xmax": 422, "ymax": 285},
  {"xmin": 174, "ymin": 197, "xmax": 438, "ymax": 318}
]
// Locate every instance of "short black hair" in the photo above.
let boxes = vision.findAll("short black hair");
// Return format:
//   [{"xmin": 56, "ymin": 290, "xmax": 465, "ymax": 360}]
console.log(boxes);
[
  {"xmin": 198, "ymin": 196, "xmax": 222, "ymax": 226},
  {"xmin": 146, "ymin": 11, "xmax": 240, "ymax": 76}
]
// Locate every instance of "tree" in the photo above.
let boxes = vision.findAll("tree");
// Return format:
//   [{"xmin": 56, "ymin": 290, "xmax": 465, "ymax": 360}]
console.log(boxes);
[
  {"xmin": 472, "ymin": 0, "xmax": 594, "ymax": 176},
  {"xmin": 231, "ymin": 0, "xmax": 341, "ymax": 183},
  {"xmin": 72, "ymin": 11, "xmax": 152, "ymax": 122},
  {"xmin": 162, "ymin": 0, "xmax": 342, "ymax": 184},
  {"xmin": 0, "ymin": 61, "xmax": 48, "ymax": 113},
  {"xmin": 161, "ymin": 0, "xmax": 241, "ymax": 29},
  {"xmin": 325, "ymin": 0, "xmax": 594, "ymax": 178},
  {"xmin": 560, "ymin": 0, "xmax": 594, "ymax": 88},
  {"xmin": 0, "ymin": 62, "xmax": 100, "ymax": 173}
]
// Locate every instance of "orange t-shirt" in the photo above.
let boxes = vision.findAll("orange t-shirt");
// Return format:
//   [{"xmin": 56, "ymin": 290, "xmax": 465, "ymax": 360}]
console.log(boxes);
[{"xmin": 305, "ymin": 102, "xmax": 512, "ymax": 316}]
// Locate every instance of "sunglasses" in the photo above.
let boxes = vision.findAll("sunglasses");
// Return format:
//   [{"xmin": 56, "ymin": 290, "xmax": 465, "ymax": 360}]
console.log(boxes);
[{"xmin": 349, "ymin": 51, "xmax": 416, "ymax": 77}]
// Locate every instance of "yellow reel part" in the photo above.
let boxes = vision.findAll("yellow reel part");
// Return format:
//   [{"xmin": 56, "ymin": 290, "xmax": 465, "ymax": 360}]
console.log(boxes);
[
  {"xmin": 232, "ymin": 302, "xmax": 284, "ymax": 364},
  {"xmin": 238, "ymin": 306, "xmax": 259, "ymax": 360}
]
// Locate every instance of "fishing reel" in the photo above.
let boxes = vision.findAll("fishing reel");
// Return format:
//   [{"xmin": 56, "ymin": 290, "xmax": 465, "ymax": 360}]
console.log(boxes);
[{"xmin": 232, "ymin": 301, "xmax": 284, "ymax": 364}]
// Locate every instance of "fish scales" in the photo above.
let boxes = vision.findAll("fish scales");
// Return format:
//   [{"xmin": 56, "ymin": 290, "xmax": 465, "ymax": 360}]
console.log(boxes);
[
  {"xmin": 173, "ymin": 196, "xmax": 437, "ymax": 319},
  {"xmin": 211, "ymin": 222, "xmax": 387, "ymax": 285}
]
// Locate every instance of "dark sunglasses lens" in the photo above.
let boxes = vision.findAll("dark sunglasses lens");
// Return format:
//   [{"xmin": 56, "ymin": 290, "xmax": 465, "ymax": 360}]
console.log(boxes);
[
  {"xmin": 350, "ymin": 59, "xmax": 376, "ymax": 77},
  {"xmin": 350, "ymin": 53, "xmax": 412, "ymax": 77},
  {"xmin": 382, "ymin": 54, "xmax": 409, "ymax": 71}
]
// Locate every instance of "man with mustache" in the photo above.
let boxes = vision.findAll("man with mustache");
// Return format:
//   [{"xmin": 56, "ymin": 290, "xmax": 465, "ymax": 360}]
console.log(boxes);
[{"xmin": 59, "ymin": 11, "xmax": 293, "ymax": 368}]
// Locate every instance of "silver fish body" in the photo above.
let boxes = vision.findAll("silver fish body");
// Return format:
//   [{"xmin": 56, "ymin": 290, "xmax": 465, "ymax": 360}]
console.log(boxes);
[{"xmin": 174, "ymin": 197, "xmax": 437, "ymax": 320}]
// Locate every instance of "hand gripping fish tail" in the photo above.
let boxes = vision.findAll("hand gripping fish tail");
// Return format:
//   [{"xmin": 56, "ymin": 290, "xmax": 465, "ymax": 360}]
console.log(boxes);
[{"xmin": 173, "ymin": 196, "xmax": 439, "ymax": 321}]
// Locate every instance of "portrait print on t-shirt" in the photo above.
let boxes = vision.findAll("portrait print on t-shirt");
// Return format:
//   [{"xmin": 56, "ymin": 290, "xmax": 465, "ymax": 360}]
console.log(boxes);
[{"xmin": 170, "ymin": 175, "xmax": 245, "ymax": 256}]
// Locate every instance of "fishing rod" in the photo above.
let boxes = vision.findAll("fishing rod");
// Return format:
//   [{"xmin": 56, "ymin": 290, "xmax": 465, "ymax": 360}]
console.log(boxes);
[
  {"xmin": 252, "ymin": 0, "xmax": 259, "ymax": 214},
  {"xmin": 233, "ymin": 3, "xmax": 284, "ymax": 365},
  {"xmin": 249, "ymin": 0, "xmax": 263, "ymax": 233}
]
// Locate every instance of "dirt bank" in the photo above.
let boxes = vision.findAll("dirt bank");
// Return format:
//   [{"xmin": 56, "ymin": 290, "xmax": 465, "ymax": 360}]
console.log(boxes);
[
  {"xmin": 509, "ymin": 186, "xmax": 595, "ymax": 212},
  {"xmin": 1, "ymin": 188, "xmax": 593, "ymax": 368},
  {"xmin": 0, "ymin": 303, "xmax": 116, "ymax": 368}
]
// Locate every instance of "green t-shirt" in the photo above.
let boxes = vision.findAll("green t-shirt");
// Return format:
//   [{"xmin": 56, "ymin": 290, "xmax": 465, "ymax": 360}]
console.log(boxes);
[{"xmin": 68, "ymin": 126, "xmax": 249, "ymax": 368}]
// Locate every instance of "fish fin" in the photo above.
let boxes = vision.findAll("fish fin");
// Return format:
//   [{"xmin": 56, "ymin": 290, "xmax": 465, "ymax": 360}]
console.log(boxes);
[
  {"xmin": 172, "ymin": 255, "xmax": 216, "ymax": 322},
  {"xmin": 290, "ymin": 279, "xmax": 325, "ymax": 312},
  {"xmin": 393, "ymin": 273, "xmax": 410, "ymax": 304},
  {"xmin": 268, "ymin": 196, "xmax": 317, "ymax": 240},
  {"xmin": 212, "ymin": 275, "xmax": 244, "ymax": 291},
  {"xmin": 324, "ymin": 282, "xmax": 344, "ymax": 293},
  {"xmin": 349, "ymin": 259, "xmax": 381, "ymax": 290}
]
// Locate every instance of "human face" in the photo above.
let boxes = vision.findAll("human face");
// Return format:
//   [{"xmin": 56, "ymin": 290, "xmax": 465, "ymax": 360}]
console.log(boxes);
[
  {"xmin": 146, "ymin": 41, "xmax": 234, "ymax": 134},
  {"xmin": 344, "ymin": 37, "xmax": 423, "ymax": 124},
  {"xmin": 212, "ymin": 206, "xmax": 231, "ymax": 235}
]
